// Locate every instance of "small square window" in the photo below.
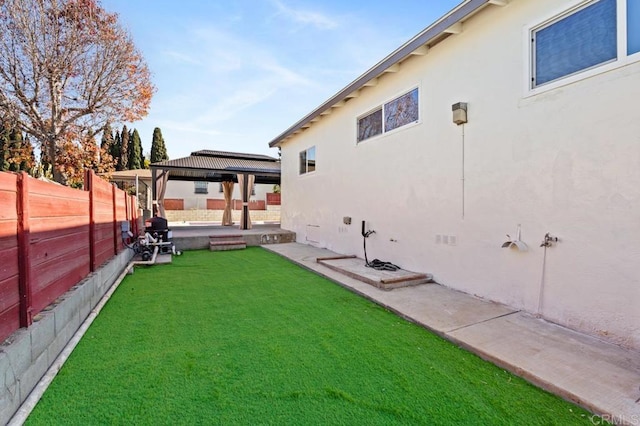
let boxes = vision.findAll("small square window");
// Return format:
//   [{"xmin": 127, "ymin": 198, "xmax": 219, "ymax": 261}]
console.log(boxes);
[
  {"xmin": 194, "ymin": 181, "xmax": 208, "ymax": 194},
  {"xmin": 299, "ymin": 146, "xmax": 316, "ymax": 175}
]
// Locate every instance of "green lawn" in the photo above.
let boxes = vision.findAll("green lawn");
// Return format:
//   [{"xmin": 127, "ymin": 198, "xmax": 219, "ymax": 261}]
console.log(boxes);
[{"xmin": 27, "ymin": 248, "xmax": 594, "ymax": 425}]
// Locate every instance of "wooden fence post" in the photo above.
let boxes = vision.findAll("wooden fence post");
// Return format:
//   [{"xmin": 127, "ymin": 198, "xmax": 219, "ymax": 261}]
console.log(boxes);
[
  {"xmin": 86, "ymin": 170, "xmax": 96, "ymax": 272},
  {"xmin": 16, "ymin": 172, "xmax": 32, "ymax": 327}
]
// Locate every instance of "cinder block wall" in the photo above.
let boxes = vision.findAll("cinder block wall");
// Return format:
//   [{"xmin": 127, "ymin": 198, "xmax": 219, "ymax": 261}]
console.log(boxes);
[
  {"xmin": 165, "ymin": 209, "xmax": 280, "ymax": 223},
  {"xmin": 0, "ymin": 249, "xmax": 134, "ymax": 424}
]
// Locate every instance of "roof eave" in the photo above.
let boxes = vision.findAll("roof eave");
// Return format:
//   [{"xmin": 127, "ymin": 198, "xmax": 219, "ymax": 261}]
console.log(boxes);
[{"xmin": 268, "ymin": 0, "xmax": 494, "ymax": 148}]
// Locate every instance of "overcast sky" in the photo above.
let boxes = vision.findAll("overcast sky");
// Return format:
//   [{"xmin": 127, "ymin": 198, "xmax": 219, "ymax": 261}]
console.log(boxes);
[{"xmin": 101, "ymin": 0, "xmax": 462, "ymax": 159}]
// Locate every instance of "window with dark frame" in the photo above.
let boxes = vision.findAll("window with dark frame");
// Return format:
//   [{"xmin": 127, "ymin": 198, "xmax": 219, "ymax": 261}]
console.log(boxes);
[
  {"xmin": 194, "ymin": 181, "xmax": 208, "ymax": 194},
  {"xmin": 299, "ymin": 146, "xmax": 316, "ymax": 175}
]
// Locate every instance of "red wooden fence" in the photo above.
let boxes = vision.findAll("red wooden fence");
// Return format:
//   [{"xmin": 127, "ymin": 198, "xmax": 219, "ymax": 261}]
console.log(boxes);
[{"xmin": 0, "ymin": 170, "xmax": 139, "ymax": 342}]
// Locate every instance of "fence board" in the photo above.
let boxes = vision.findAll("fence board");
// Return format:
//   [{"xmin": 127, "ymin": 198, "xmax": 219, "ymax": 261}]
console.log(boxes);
[
  {"xmin": 0, "ymin": 276, "xmax": 19, "ymax": 312},
  {"xmin": 30, "ymin": 216, "xmax": 89, "ymax": 236},
  {"xmin": 0, "ymin": 246, "xmax": 19, "ymax": 280},
  {"xmin": 94, "ymin": 239, "xmax": 114, "ymax": 267},
  {"xmin": 0, "ymin": 173, "xmax": 19, "ymax": 341},
  {"xmin": 0, "ymin": 224, "xmax": 17, "ymax": 249},
  {"xmin": 30, "ymin": 228, "xmax": 91, "ymax": 265}
]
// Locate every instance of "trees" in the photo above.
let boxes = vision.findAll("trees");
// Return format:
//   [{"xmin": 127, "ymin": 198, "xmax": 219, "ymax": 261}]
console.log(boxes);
[
  {"xmin": 150, "ymin": 127, "xmax": 168, "ymax": 163},
  {"xmin": 129, "ymin": 129, "xmax": 143, "ymax": 170},
  {"xmin": 0, "ymin": 0, "xmax": 154, "ymax": 183},
  {"xmin": 0, "ymin": 121, "xmax": 9, "ymax": 171},
  {"xmin": 100, "ymin": 122, "xmax": 114, "ymax": 153},
  {"xmin": 57, "ymin": 133, "xmax": 114, "ymax": 188},
  {"xmin": 0, "ymin": 122, "xmax": 34, "ymax": 173},
  {"xmin": 119, "ymin": 125, "xmax": 129, "ymax": 171}
]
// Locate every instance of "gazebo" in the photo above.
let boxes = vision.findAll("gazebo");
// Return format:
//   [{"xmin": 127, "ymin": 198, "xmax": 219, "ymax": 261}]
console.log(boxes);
[{"xmin": 150, "ymin": 150, "xmax": 281, "ymax": 230}]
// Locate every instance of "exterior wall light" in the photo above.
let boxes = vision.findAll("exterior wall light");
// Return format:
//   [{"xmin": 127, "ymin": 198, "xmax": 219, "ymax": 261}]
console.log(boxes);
[{"xmin": 452, "ymin": 102, "xmax": 468, "ymax": 125}]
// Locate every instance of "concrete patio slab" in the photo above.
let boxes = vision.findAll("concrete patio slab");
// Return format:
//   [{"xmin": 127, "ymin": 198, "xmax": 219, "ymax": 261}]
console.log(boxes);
[
  {"xmin": 264, "ymin": 242, "xmax": 640, "ymax": 424},
  {"xmin": 317, "ymin": 256, "xmax": 432, "ymax": 290}
]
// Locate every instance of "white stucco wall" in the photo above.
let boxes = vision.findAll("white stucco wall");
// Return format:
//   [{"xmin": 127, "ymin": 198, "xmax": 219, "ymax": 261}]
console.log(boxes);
[
  {"xmin": 164, "ymin": 181, "xmax": 274, "ymax": 209},
  {"xmin": 279, "ymin": 0, "xmax": 640, "ymax": 350}
]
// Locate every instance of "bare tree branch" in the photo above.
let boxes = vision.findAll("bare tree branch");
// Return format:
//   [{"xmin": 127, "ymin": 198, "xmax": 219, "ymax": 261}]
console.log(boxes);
[{"xmin": 0, "ymin": 0, "xmax": 155, "ymax": 182}]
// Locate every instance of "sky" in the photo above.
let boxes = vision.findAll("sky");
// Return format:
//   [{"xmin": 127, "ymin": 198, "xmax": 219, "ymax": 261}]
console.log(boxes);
[{"xmin": 101, "ymin": 0, "xmax": 462, "ymax": 160}]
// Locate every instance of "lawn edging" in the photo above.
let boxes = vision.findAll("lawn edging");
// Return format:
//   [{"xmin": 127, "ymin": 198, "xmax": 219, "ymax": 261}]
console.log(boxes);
[{"xmin": 0, "ymin": 249, "xmax": 134, "ymax": 425}]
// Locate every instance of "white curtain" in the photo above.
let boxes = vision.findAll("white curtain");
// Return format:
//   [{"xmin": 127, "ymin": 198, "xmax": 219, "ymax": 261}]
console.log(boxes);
[
  {"xmin": 155, "ymin": 170, "xmax": 169, "ymax": 218},
  {"xmin": 222, "ymin": 181, "xmax": 234, "ymax": 226}
]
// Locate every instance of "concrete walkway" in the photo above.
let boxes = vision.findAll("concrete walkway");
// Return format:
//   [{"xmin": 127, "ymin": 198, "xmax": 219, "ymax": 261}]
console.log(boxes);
[{"xmin": 263, "ymin": 243, "xmax": 640, "ymax": 425}]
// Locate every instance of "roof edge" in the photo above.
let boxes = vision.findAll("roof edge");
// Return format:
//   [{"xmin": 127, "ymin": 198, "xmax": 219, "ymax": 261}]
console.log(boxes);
[{"xmin": 268, "ymin": 0, "xmax": 492, "ymax": 148}]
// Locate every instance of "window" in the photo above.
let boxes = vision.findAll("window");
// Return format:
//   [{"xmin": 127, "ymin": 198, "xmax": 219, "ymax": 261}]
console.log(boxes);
[
  {"xmin": 219, "ymin": 183, "xmax": 224, "ymax": 193},
  {"xmin": 531, "ymin": 0, "xmax": 639, "ymax": 89},
  {"xmin": 628, "ymin": 0, "xmax": 640, "ymax": 55},
  {"xmin": 194, "ymin": 181, "xmax": 208, "ymax": 194},
  {"xmin": 384, "ymin": 88, "xmax": 419, "ymax": 132},
  {"xmin": 357, "ymin": 108, "xmax": 382, "ymax": 142},
  {"xmin": 299, "ymin": 146, "xmax": 316, "ymax": 175},
  {"xmin": 357, "ymin": 87, "xmax": 419, "ymax": 143},
  {"xmin": 533, "ymin": 0, "xmax": 617, "ymax": 87}
]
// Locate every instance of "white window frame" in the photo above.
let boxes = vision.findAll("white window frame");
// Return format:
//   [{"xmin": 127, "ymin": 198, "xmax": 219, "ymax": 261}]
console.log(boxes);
[
  {"xmin": 356, "ymin": 85, "xmax": 420, "ymax": 144},
  {"xmin": 299, "ymin": 146, "xmax": 316, "ymax": 175},
  {"xmin": 525, "ymin": 0, "xmax": 640, "ymax": 96}
]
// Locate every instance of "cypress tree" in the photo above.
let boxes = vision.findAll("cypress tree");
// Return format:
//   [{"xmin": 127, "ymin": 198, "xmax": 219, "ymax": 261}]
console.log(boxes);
[
  {"xmin": 20, "ymin": 135, "xmax": 35, "ymax": 173},
  {"xmin": 128, "ymin": 129, "xmax": 143, "ymax": 170},
  {"xmin": 7, "ymin": 128, "xmax": 23, "ymax": 172},
  {"xmin": 0, "ymin": 121, "xmax": 9, "ymax": 171},
  {"xmin": 111, "ymin": 129, "xmax": 122, "ymax": 170},
  {"xmin": 100, "ymin": 122, "xmax": 114, "ymax": 151},
  {"xmin": 150, "ymin": 127, "xmax": 168, "ymax": 163},
  {"xmin": 119, "ymin": 124, "xmax": 129, "ymax": 171}
]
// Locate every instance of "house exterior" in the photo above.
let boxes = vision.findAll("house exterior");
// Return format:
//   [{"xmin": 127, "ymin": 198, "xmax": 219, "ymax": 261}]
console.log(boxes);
[
  {"xmin": 269, "ymin": 0, "xmax": 640, "ymax": 351},
  {"xmin": 164, "ymin": 180, "xmax": 273, "ymax": 211}
]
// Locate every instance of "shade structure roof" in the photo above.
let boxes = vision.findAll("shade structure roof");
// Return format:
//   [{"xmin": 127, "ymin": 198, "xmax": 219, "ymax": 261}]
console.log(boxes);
[{"xmin": 149, "ymin": 150, "xmax": 281, "ymax": 185}]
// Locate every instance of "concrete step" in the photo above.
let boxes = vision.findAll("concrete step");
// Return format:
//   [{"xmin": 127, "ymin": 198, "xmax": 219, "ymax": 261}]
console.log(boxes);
[
  {"xmin": 210, "ymin": 234, "xmax": 245, "ymax": 243},
  {"xmin": 209, "ymin": 240, "xmax": 247, "ymax": 251}
]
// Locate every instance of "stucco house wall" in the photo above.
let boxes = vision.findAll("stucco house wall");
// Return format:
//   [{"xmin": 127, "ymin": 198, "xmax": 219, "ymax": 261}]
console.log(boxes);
[
  {"xmin": 164, "ymin": 181, "xmax": 274, "ymax": 210},
  {"xmin": 278, "ymin": 0, "xmax": 640, "ymax": 350}
]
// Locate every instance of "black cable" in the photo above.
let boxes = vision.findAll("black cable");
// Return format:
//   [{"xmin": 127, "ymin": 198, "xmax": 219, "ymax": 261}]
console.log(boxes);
[{"xmin": 363, "ymin": 232, "xmax": 400, "ymax": 271}]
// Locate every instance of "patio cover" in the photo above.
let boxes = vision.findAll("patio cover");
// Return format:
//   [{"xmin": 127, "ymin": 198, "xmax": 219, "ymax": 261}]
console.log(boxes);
[
  {"xmin": 149, "ymin": 150, "xmax": 280, "ymax": 229},
  {"xmin": 104, "ymin": 169, "xmax": 153, "ymax": 211}
]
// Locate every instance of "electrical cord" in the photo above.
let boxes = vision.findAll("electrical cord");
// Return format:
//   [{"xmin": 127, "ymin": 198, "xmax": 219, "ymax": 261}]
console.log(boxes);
[{"xmin": 362, "ymin": 228, "xmax": 400, "ymax": 271}]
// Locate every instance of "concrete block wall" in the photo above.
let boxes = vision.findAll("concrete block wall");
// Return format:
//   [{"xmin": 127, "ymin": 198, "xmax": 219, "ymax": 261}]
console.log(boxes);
[
  {"xmin": 165, "ymin": 209, "xmax": 280, "ymax": 223},
  {"xmin": 0, "ymin": 249, "xmax": 133, "ymax": 424}
]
